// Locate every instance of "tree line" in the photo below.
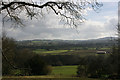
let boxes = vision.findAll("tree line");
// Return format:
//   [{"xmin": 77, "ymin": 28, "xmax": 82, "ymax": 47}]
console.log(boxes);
[{"xmin": 17, "ymin": 39, "xmax": 115, "ymax": 50}]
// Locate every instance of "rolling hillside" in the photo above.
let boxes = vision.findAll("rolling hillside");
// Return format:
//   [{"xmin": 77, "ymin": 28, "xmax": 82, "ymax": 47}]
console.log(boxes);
[{"xmin": 17, "ymin": 37, "xmax": 117, "ymax": 50}]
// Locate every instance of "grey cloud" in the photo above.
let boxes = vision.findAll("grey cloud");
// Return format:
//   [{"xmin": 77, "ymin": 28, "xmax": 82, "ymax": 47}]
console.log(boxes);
[
  {"xmin": 1, "ymin": 10, "xmax": 118, "ymax": 40},
  {"xmin": 104, "ymin": 17, "xmax": 117, "ymax": 31}
]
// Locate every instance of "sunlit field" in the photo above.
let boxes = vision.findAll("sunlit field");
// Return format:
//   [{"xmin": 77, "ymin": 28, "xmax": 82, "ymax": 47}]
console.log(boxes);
[{"xmin": 51, "ymin": 65, "xmax": 77, "ymax": 76}]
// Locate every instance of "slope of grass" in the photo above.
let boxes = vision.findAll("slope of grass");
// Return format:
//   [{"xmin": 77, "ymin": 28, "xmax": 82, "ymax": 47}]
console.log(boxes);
[
  {"xmin": 51, "ymin": 65, "xmax": 78, "ymax": 76},
  {"xmin": 42, "ymin": 50, "xmax": 69, "ymax": 54},
  {"xmin": 33, "ymin": 49, "xmax": 73, "ymax": 55}
]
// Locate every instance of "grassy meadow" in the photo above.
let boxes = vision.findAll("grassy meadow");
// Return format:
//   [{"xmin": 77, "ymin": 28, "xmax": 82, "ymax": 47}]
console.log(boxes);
[
  {"xmin": 51, "ymin": 65, "xmax": 77, "ymax": 76},
  {"xmin": 33, "ymin": 49, "xmax": 70, "ymax": 54},
  {"xmin": 33, "ymin": 49, "xmax": 97, "ymax": 56}
]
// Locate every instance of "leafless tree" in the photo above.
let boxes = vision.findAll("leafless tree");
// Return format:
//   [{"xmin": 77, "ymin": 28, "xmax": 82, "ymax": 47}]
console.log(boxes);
[{"xmin": 0, "ymin": 0, "xmax": 102, "ymax": 27}]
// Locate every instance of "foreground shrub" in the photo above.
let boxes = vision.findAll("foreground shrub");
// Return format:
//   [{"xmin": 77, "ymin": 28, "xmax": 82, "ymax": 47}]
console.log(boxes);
[
  {"xmin": 77, "ymin": 55, "xmax": 112, "ymax": 78},
  {"xmin": 26, "ymin": 55, "xmax": 52, "ymax": 75}
]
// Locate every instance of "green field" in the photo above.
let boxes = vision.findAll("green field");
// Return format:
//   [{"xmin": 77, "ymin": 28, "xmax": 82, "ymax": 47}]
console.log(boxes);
[
  {"xmin": 33, "ymin": 49, "xmax": 97, "ymax": 56},
  {"xmin": 42, "ymin": 50, "xmax": 70, "ymax": 54},
  {"xmin": 33, "ymin": 49, "xmax": 73, "ymax": 55},
  {"xmin": 51, "ymin": 65, "xmax": 77, "ymax": 76}
]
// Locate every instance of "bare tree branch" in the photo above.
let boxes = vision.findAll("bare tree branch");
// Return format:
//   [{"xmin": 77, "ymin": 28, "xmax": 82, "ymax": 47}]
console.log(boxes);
[
  {"xmin": 1, "ymin": 1, "xmax": 63, "ymax": 11},
  {"xmin": 1, "ymin": 0, "xmax": 102, "ymax": 27}
]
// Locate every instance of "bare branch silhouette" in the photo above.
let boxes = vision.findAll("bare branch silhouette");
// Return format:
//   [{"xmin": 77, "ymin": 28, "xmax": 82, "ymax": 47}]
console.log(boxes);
[{"xmin": 1, "ymin": 0, "xmax": 102, "ymax": 27}]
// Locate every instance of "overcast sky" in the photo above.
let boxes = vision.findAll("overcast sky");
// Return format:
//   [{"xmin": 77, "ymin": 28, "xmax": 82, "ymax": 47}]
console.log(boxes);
[{"xmin": 0, "ymin": 1, "xmax": 119, "ymax": 40}]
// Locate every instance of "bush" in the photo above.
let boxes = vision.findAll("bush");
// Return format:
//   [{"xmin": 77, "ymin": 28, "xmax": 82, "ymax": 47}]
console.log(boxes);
[
  {"xmin": 2, "ymin": 36, "xmax": 16, "ymax": 75},
  {"xmin": 43, "ymin": 65, "xmax": 52, "ymax": 75},
  {"xmin": 77, "ymin": 55, "xmax": 111, "ymax": 78},
  {"xmin": 77, "ymin": 65, "xmax": 86, "ymax": 77},
  {"xmin": 26, "ymin": 55, "xmax": 52, "ymax": 75}
]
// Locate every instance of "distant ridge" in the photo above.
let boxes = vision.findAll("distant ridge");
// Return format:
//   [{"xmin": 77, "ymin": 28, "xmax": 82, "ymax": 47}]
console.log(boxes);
[
  {"xmin": 96, "ymin": 37, "xmax": 117, "ymax": 40},
  {"xmin": 19, "ymin": 37, "xmax": 117, "ymax": 41},
  {"xmin": 17, "ymin": 37, "xmax": 117, "ymax": 50}
]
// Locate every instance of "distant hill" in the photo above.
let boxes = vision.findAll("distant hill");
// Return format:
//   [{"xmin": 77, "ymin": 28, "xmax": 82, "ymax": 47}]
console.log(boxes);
[
  {"xmin": 17, "ymin": 37, "xmax": 117, "ymax": 50},
  {"xmin": 95, "ymin": 37, "xmax": 117, "ymax": 40}
]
